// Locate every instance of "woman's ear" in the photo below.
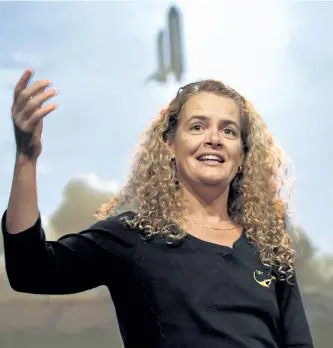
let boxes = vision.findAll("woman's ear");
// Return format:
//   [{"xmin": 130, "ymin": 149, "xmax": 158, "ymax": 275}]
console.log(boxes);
[
  {"xmin": 165, "ymin": 137, "xmax": 175, "ymax": 159},
  {"xmin": 239, "ymin": 156, "xmax": 244, "ymax": 169}
]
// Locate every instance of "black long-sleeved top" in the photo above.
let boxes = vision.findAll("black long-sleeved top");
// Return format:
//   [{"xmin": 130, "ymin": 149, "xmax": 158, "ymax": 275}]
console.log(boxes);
[{"xmin": 1, "ymin": 210, "xmax": 314, "ymax": 348}]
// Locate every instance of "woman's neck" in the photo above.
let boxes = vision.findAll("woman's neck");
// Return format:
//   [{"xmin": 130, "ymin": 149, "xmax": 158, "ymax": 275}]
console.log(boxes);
[{"xmin": 180, "ymin": 182, "xmax": 232, "ymax": 224}]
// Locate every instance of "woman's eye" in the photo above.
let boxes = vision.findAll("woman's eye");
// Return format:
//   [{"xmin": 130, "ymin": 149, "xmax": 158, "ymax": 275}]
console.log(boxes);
[
  {"xmin": 223, "ymin": 128, "xmax": 236, "ymax": 136},
  {"xmin": 190, "ymin": 124, "xmax": 204, "ymax": 131}
]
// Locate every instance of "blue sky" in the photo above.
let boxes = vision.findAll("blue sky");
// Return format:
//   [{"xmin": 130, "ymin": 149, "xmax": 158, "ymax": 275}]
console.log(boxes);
[{"xmin": 0, "ymin": 1, "xmax": 332, "ymax": 253}]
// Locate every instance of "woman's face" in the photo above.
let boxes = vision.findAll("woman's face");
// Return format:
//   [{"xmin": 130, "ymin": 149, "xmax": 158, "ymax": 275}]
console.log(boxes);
[{"xmin": 167, "ymin": 92, "xmax": 244, "ymax": 189}]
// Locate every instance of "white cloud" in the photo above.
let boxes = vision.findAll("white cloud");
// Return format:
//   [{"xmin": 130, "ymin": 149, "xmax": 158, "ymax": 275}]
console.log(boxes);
[
  {"xmin": 70, "ymin": 173, "xmax": 120, "ymax": 193},
  {"xmin": 40, "ymin": 213, "xmax": 57, "ymax": 240}
]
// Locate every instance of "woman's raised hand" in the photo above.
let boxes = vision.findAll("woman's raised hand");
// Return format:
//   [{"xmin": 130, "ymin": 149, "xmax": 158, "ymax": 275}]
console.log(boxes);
[{"xmin": 11, "ymin": 69, "xmax": 57, "ymax": 160}]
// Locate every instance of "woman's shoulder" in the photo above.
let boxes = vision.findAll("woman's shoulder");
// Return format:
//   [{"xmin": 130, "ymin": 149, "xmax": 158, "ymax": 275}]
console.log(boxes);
[
  {"xmin": 78, "ymin": 211, "xmax": 140, "ymax": 252},
  {"xmin": 90, "ymin": 211, "xmax": 138, "ymax": 230}
]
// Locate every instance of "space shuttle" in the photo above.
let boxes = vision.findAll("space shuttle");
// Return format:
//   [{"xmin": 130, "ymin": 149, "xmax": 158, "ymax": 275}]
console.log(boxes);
[{"xmin": 145, "ymin": 6, "xmax": 185, "ymax": 84}]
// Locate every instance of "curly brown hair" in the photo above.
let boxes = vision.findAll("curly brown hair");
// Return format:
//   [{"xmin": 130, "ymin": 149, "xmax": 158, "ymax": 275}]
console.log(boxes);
[{"xmin": 95, "ymin": 80, "xmax": 295, "ymax": 281}]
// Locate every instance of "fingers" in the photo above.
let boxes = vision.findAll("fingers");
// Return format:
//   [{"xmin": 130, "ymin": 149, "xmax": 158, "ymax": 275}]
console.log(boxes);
[
  {"xmin": 12, "ymin": 69, "xmax": 57, "ymax": 159},
  {"xmin": 31, "ymin": 84, "xmax": 48, "ymax": 98},
  {"xmin": 14, "ymin": 80, "xmax": 52, "ymax": 111},
  {"xmin": 12, "ymin": 69, "xmax": 58, "ymax": 131},
  {"xmin": 21, "ymin": 103, "xmax": 57, "ymax": 131},
  {"xmin": 13, "ymin": 69, "xmax": 34, "ymax": 102},
  {"xmin": 22, "ymin": 88, "xmax": 57, "ymax": 117}
]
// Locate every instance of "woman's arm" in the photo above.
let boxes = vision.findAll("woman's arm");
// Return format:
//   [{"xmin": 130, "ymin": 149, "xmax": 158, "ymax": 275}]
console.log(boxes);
[
  {"xmin": 278, "ymin": 274, "xmax": 314, "ymax": 348},
  {"xmin": 2, "ymin": 211, "xmax": 107, "ymax": 295}
]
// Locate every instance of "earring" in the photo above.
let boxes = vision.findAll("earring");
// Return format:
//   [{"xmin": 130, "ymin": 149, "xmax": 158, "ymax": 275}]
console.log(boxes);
[{"xmin": 238, "ymin": 165, "xmax": 243, "ymax": 173}]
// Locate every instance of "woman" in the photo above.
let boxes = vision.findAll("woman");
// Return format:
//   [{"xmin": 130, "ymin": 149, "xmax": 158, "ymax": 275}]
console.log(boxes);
[{"xmin": 2, "ymin": 69, "xmax": 313, "ymax": 348}]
